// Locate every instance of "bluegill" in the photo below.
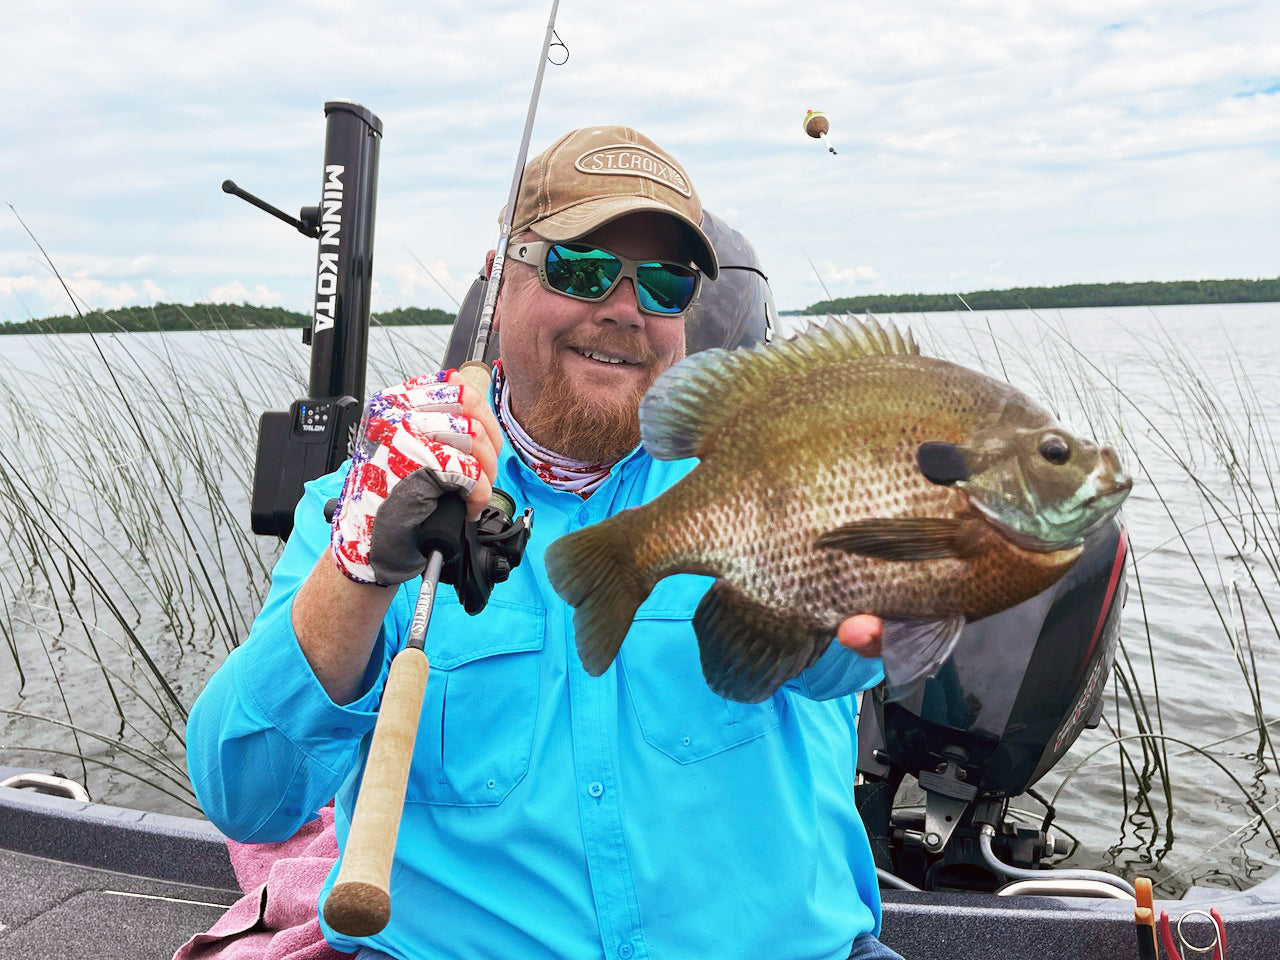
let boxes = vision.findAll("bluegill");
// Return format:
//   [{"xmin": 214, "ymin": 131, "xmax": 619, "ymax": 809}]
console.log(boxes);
[{"xmin": 545, "ymin": 318, "xmax": 1132, "ymax": 702}]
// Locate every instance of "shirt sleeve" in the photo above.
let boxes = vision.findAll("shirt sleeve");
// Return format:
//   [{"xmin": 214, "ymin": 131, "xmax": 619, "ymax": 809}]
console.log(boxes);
[
  {"xmin": 185, "ymin": 467, "xmax": 400, "ymax": 843},
  {"xmin": 785, "ymin": 639, "xmax": 884, "ymax": 701}
]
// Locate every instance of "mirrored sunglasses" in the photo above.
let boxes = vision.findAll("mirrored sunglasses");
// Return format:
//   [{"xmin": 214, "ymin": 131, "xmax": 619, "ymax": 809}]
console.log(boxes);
[{"xmin": 509, "ymin": 240, "xmax": 701, "ymax": 316}]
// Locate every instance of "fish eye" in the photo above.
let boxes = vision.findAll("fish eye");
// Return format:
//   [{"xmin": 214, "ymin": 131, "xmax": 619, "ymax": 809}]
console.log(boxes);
[{"xmin": 1039, "ymin": 435, "xmax": 1071, "ymax": 465}]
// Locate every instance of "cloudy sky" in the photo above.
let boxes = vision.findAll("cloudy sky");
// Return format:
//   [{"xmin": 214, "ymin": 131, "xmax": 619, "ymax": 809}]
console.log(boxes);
[{"xmin": 1, "ymin": 0, "xmax": 1277, "ymax": 323}]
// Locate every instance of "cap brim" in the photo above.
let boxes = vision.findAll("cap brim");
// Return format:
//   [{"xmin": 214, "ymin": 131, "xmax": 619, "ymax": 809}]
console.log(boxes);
[{"xmin": 530, "ymin": 195, "xmax": 719, "ymax": 280}]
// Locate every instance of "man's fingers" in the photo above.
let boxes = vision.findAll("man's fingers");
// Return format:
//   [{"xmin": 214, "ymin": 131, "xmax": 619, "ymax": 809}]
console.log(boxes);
[
  {"xmin": 379, "ymin": 372, "xmax": 502, "ymax": 519},
  {"xmin": 447, "ymin": 370, "xmax": 504, "ymax": 458},
  {"xmin": 402, "ymin": 412, "xmax": 499, "ymax": 483},
  {"xmin": 466, "ymin": 473, "xmax": 494, "ymax": 523},
  {"xmin": 837, "ymin": 614, "xmax": 883, "ymax": 658}
]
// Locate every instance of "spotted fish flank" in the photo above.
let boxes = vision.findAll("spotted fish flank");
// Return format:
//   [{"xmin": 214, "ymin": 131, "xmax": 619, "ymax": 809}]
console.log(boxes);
[{"xmin": 545, "ymin": 317, "xmax": 1132, "ymax": 702}]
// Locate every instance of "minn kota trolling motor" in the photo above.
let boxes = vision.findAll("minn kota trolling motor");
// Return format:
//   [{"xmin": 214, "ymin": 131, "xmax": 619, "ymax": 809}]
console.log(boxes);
[
  {"xmin": 229, "ymin": 98, "xmax": 536, "ymax": 934},
  {"xmin": 227, "ymin": 100, "xmax": 531, "ymax": 616}
]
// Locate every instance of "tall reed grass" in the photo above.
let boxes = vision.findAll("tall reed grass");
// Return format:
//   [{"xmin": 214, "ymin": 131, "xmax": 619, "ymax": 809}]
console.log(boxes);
[
  {"xmin": 0, "ymin": 305, "xmax": 447, "ymax": 812},
  {"xmin": 1, "ymin": 297, "xmax": 1276, "ymax": 895}
]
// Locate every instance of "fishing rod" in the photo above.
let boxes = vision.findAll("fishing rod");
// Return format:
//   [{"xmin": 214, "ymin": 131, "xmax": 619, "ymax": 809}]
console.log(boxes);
[{"xmin": 322, "ymin": 0, "xmax": 561, "ymax": 938}]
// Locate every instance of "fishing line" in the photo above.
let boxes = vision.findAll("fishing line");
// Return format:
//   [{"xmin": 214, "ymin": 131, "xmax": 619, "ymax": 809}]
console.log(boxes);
[
  {"xmin": 404, "ymin": 247, "xmax": 461, "ymax": 308},
  {"xmin": 803, "ymin": 250, "xmax": 835, "ymax": 305},
  {"xmin": 1161, "ymin": 795, "xmax": 1280, "ymax": 887},
  {"xmin": 471, "ymin": 0, "xmax": 567, "ymax": 363}
]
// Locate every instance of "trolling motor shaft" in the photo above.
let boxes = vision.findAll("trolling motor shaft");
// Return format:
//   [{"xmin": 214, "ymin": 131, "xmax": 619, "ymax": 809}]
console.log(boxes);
[{"xmin": 235, "ymin": 101, "xmax": 384, "ymax": 541}]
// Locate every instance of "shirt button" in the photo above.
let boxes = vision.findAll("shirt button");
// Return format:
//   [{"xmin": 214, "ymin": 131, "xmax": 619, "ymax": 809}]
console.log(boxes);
[
  {"xmin": 576, "ymin": 506, "xmax": 590, "ymax": 524},
  {"xmin": 588, "ymin": 781, "xmax": 605, "ymax": 798},
  {"xmin": 617, "ymin": 943, "xmax": 634, "ymax": 959}
]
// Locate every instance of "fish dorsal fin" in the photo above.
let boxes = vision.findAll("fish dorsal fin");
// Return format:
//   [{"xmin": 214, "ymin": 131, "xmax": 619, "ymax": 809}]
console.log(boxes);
[{"xmin": 640, "ymin": 316, "xmax": 920, "ymax": 460}]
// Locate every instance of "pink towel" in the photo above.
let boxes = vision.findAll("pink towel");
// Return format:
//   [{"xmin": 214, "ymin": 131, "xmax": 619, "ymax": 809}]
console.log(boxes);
[{"xmin": 173, "ymin": 805, "xmax": 353, "ymax": 960}]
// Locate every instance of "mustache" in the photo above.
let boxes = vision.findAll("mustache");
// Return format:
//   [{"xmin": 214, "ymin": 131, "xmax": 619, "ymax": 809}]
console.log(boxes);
[{"xmin": 556, "ymin": 329, "xmax": 659, "ymax": 368}]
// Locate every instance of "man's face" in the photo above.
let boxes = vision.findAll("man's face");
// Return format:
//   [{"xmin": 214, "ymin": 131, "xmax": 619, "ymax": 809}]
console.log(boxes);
[{"xmin": 495, "ymin": 211, "xmax": 693, "ymax": 461}]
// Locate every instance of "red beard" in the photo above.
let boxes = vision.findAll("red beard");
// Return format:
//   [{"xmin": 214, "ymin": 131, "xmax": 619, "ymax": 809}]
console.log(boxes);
[{"xmin": 521, "ymin": 329, "xmax": 663, "ymax": 463}]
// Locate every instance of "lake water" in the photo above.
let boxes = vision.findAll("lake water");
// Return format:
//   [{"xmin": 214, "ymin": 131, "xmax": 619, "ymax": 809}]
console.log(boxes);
[{"xmin": 1, "ymin": 303, "xmax": 1277, "ymax": 896}]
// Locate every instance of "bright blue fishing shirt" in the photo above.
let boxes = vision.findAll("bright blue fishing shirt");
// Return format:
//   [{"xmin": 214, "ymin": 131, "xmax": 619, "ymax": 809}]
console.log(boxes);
[{"xmin": 188, "ymin": 424, "xmax": 886, "ymax": 960}]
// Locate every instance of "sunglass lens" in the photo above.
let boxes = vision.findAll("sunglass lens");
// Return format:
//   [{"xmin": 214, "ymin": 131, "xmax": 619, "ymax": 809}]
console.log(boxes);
[
  {"xmin": 545, "ymin": 245, "xmax": 621, "ymax": 300},
  {"xmin": 635, "ymin": 264, "xmax": 698, "ymax": 314}
]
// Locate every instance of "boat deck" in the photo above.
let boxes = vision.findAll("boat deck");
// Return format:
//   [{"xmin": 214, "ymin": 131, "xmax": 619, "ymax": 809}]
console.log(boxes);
[
  {"xmin": 2, "ymin": 777, "xmax": 1277, "ymax": 959},
  {"xmin": 0, "ymin": 770, "xmax": 238, "ymax": 959},
  {"xmin": 0, "ymin": 847, "xmax": 237, "ymax": 960}
]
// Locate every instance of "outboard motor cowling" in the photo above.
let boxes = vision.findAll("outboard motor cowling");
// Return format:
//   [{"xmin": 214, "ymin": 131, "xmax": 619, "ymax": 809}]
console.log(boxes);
[{"xmin": 857, "ymin": 518, "xmax": 1129, "ymax": 890}]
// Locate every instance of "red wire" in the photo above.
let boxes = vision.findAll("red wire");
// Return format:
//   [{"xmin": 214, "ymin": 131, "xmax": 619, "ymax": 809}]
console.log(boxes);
[{"xmin": 1160, "ymin": 909, "xmax": 1181, "ymax": 960}]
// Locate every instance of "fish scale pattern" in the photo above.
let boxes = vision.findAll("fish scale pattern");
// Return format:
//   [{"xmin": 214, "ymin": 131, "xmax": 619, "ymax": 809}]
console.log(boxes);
[
  {"xmin": 640, "ymin": 344, "xmax": 1084, "ymax": 632},
  {"xmin": 553, "ymin": 317, "xmax": 1128, "ymax": 700}
]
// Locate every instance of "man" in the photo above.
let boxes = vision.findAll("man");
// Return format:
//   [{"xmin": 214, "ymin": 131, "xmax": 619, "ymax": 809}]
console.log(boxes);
[{"xmin": 187, "ymin": 125, "xmax": 901, "ymax": 960}]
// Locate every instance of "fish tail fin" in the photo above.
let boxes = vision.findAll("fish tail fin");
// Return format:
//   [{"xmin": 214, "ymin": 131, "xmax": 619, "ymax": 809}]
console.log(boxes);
[{"xmin": 546, "ymin": 514, "xmax": 654, "ymax": 676}]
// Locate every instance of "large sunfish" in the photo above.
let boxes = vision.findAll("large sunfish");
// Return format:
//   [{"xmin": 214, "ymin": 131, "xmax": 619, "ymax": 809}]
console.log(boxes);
[{"xmin": 545, "ymin": 318, "xmax": 1132, "ymax": 702}]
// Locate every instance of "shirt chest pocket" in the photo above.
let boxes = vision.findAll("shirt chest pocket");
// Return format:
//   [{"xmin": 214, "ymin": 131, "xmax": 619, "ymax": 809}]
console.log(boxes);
[
  {"xmin": 406, "ymin": 596, "xmax": 545, "ymax": 806},
  {"xmin": 621, "ymin": 577, "xmax": 781, "ymax": 764}
]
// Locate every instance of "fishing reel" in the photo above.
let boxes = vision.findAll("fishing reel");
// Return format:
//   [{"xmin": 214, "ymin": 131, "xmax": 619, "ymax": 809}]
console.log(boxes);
[
  {"xmin": 443, "ymin": 489, "xmax": 534, "ymax": 615},
  {"xmin": 323, "ymin": 489, "xmax": 533, "ymax": 615}
]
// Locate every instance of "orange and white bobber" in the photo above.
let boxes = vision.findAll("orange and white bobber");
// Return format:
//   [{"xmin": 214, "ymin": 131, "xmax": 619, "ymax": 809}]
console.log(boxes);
[{"xmin": 803, "ymin": 109, "xmax": 837, "ymax": 155}]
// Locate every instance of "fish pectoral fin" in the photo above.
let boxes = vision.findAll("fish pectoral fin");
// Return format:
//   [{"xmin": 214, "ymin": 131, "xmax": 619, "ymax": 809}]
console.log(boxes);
[
  {"xmin": 813, "ymin": 518, "xmax": 982, "ymax": 561},
  {"xmin": 693, "ymin": 580, "xmax": 831, "ymax": 703},
  {"xmin": 879, "ymin": 616, "xmax": 966, "ymax": 701}
]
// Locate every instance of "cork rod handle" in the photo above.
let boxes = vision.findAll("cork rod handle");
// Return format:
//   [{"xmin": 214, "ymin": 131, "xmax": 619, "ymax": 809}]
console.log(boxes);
[
  {"xmin": 322, "ymin": 648, "xmax": 429, "ymax": 938},
  {"xmin": 457, "ymin": 360, "xmax": 493, "ymax": 394}
]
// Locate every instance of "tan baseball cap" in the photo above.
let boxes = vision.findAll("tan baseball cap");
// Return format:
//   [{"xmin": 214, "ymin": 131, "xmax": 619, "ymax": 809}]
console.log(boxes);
[{"xmin": 506, "ymin": 125, "xmax": 719, "ymax": 279}]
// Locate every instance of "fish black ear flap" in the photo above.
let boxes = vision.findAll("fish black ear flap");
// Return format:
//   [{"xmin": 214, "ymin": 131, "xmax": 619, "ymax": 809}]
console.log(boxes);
[{"xmin": 916, "ymin": 441, "xmax": 970, "ymax": 485}]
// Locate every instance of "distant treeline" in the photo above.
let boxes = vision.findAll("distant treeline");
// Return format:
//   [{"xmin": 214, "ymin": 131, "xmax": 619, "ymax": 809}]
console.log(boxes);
[
  {"xmin": 797, "ymin": 277, "xmax": 1280, "ymax": 315},
  {"xmin": 0, "ymin": 302, "xmax": 456, "ymax": 335}
]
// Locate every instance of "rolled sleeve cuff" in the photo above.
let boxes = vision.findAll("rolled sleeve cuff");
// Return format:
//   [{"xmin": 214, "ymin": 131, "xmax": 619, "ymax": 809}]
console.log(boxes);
[{"xmin": 238, "ymin": 597, "xmax": 387, "ymax": 773}]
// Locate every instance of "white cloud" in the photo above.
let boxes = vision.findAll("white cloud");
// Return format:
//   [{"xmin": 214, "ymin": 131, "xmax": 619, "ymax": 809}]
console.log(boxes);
[
  {"xmin": 1, "ymin": 0, "xmax": 1277, "ymax": 320},
  {"xmin": 207, "ymin": 281, "xmax": 284, "ymax": 306},
  {"xmin": 821, "ymin": 262, "xmax": 880, "ymax": 287},
  {"xmin": 0, "ymin": 271, "xmax": 140, "ymax": 318}
]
